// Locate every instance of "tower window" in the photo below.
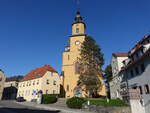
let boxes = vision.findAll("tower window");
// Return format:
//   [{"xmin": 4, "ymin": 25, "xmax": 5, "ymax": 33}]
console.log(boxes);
[
  {"xmin": 67, "ymin": 85, "xmax": 69, "ymax": 91},
  {"xmin": 68, "ymin": 55, "xmax": 70, "ymax": 60},
  {"xmin": 76, "ymin": 28, "xmax": 79, "ymax": 33},
  {"xmin": 75, "ymin": 62, "xmax": 80, "ymax": 74}
]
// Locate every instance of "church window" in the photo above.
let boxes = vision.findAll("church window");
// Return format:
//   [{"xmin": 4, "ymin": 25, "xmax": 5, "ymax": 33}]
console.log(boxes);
[
  {"xmin": 68, "ymin": 55, "xmax": 70, "ymax": 60},
  {"xmin": 67, "ymin": 85, "xmax": 69, "ymax": 91},
  {"xmin": 76, "ymin": 28, "xmax": 79, "ymax": 33},
  {"xmin": 75, "ymin": 62, "xmax": 80, "ymax": 74}
]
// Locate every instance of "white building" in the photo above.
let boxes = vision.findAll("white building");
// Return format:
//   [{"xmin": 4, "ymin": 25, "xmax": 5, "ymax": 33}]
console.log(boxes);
[
  {"xmin": 124, "ymin": 35, "xmax": 150, "ymax": 113},
  {"xmin": 0, "ymin": 70, "xmax": 6, "ymax": 100},
  {"xmin": 109, "ymin": 53, "xmax": 128, "ymax": 99},
  {"xmin": 110, "ymin": 34, "xmax": 150, "ymax": 113}
]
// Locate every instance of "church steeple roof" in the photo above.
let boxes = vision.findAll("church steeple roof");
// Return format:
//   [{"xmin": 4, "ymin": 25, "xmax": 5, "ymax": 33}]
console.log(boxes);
[
  {"xmin": 73, "ymin": 11, "xmax": 86, "ymax": 28},
  {"xmin": 74, "ymin": 11, "xmax": 83, "ymax": 23}
]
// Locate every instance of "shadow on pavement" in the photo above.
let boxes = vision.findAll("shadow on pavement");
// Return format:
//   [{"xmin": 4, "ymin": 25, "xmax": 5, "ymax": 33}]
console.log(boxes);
[{"xmin": 0, "ymin": 107, "xmax": 61, "ymax": 113}]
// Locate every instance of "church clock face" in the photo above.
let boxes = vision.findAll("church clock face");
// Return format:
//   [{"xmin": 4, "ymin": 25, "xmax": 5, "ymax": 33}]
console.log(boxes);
[{"xmin": 75, "ymin": 41, "xmax": 80, "ymax": 45}]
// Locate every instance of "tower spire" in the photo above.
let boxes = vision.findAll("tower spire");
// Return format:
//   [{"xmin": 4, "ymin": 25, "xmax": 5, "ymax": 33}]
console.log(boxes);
[
  {"xmin": 76, "ymin": 0, "xmax": 80, "ymax": 12},
  {"xmin": 74, "ymin": 0, "xmax": 84, "ymax": 23}
]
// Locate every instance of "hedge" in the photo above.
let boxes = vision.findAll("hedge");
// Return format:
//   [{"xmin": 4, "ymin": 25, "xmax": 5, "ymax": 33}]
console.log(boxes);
[
  {"xmin": 66, "ymin": 97, "xmax": 86, "ymax": 109},
  {"xmin": 89, "ymin": 98, "xmax": 129, "ymax": 107},
  {"xmin": 42, "ymin": 94, "xmax": 58, "ymax": 104}
]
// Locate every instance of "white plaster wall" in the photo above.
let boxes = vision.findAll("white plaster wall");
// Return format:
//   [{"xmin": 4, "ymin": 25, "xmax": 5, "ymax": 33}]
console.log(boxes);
[
  {"xmin": 128, "ymin": 57, "xmax": 150, "ymax": 113},
  {"xmin": 130, "ymin": 100, "xmax": 145, "ymax": 113}
]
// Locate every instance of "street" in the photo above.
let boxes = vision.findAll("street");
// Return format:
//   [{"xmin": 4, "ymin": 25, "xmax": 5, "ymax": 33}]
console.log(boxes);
[{"xmin": 0, "ymin": 101, "xmax": 60, "ymax": 113}]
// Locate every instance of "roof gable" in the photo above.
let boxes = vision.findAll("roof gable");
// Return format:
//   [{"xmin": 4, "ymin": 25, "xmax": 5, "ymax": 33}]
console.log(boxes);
[
  {"xmin": 112, "ymin": 53, "xmax": 128, "ymax": 57},
  {"xmin": 22, "ymin": 65, "xmax": 57, "ymax": 81}
]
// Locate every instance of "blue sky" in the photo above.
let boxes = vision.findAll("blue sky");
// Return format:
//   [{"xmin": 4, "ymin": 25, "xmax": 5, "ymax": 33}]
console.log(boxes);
[{"xmin": 0, "ymin": 0, "xmax": 150, "ymax": 76}]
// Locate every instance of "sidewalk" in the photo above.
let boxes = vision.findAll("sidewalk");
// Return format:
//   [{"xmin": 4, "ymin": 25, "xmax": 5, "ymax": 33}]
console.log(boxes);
[{"xmin": 16, "ymin": 101, "xmax": 94, "ymax": 113}]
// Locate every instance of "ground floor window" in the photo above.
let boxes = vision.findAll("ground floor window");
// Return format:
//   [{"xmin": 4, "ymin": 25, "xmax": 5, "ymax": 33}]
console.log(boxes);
[
  {"xmin": 46, "ymin": 90, "xmax": 48, "ymax": 94},
  {"xmin": 139, "ymin": 86, "xmax": 143, "ymax": 95}
]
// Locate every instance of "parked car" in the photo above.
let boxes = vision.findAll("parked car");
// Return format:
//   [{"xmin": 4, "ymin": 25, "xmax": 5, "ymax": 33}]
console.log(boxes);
[{"xmin": 16, "ymin": 97, "xmax": 26, "ymax": 102}]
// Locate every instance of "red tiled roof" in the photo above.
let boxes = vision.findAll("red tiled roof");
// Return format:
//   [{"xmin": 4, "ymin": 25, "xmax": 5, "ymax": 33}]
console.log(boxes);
[
  {"xmin": 21, "ymin": 65, "xmax": 57, "ymax": 81},
  {"xmin": 112, "ymin": 53, "xmax": 128, "ymax": 57},
  {"xmin": 128, "ymin": 35, "xmax": 150, "ymax": 55}
]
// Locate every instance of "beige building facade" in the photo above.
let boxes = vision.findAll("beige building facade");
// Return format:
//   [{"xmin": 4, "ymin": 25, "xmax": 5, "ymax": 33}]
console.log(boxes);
[
  {"xmin": 62, "ymin": 11, "xmax": 106, "ymax": 98},
  {"xmin": 0, "ymin": 70, "xmax": 6, "ymax": 100},
  {"xmin": 17, "ymin": 65, "xmax": 60, "ymax": 101}
]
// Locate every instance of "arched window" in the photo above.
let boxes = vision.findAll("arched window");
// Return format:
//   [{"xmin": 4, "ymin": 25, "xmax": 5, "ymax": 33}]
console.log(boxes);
[
  {"xmin": 67, "ymin": 85, "xmax": 69, "ymax": 91},
  {"xmin": 76, "ymin": 28, "xmax": 79, "ymax": 33},
  {"xmin": 75, "ymin": 61, "xmax": 80, "ymax": 74}
]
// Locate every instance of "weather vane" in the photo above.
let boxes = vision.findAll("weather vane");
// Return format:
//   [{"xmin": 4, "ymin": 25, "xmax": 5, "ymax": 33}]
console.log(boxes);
[{"xmin": 76, "ymin": 0, "xmax": 80, "ymax": 12}]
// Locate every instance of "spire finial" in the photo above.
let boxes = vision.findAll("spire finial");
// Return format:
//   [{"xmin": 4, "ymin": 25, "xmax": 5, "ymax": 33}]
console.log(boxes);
[{"xmin": 76, "ymin": 0, "xmax": 80, "ymax": 12}]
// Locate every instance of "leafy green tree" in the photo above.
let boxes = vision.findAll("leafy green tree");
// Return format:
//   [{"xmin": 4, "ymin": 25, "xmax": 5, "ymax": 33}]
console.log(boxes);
[
  {"xmin": 104, "ymin": 64, "xmax": 112, "ymax": 82},
  {"xmin": 104, "ymin": 64, "xmax": 112, "ymax": 99},
  {"xmin": 6, "ymin": 75, "xmax": 23, "ymax": 82},
  {"xmin": 77, "ymin": 36, "xmax": 104, "ymax": 97}
]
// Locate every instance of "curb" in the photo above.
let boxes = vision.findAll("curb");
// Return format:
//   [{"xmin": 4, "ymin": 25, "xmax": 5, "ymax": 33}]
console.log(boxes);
[{"xmin": 15, "ymin": 101, "xmax": 93, "ymax": 113}]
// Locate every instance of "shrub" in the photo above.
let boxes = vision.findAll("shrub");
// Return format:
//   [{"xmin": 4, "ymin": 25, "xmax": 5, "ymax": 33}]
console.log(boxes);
[
  {"xmin": 43, "ymin": 94, "xmax": 64, "ymax": 98},
  {"xmin": 89, "ymin": 98, "xmax": 129, "ymax": 107},
  {"xmin": 66, "ymin": 97, "xmax": 86, "ymax": 109},
  {"xmin": 42, "ymin": 94, "xmax": 57, "ymax": 104}
]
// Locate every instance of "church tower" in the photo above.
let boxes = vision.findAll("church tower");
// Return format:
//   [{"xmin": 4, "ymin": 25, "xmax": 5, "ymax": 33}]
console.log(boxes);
[{"xmin": 62, "ymin": 11, "xmax": 106, "ymax": 98}]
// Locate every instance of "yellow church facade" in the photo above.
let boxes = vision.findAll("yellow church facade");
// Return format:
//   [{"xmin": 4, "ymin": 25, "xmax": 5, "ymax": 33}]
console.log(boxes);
[{"xmin": 62, "ymin": 11, "xmax": 106, "ymax": 98}]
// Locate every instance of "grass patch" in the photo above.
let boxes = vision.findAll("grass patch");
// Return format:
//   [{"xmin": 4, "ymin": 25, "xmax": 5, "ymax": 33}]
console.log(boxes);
[{"xmin": 88, "ymin": 99, "xmax": 128, "ymax": 107}]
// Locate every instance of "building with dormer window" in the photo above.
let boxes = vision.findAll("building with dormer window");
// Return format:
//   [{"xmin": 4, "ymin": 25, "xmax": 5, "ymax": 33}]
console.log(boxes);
[
  {"xmin": 17, "ymin": 65, "xmax": 60, "ymax": 101},
  {"xmin": 123, "ymin": 35, "xmax": 150, "ymax": 113},
  {"xmin": 110, "ymin": 34, "xmax": 150, "ymax": 113}
]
